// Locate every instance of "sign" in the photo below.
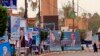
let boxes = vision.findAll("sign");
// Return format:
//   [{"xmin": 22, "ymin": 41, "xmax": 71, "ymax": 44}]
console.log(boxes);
[
  {"xmin": 25, "ymin": 28, "xmax": 33, "ymax": 41},
  {"xmin": 33, "ymin": 27, "xmax": 40, "ymax": 31},
  {"xmin": 20, "ymin": 19, "xmax": 27, "ymax": 34},
  {"xmin": 0, "ymin": 42, "xmax": 11, "ymax": 56},
  {"xmin": 32, "ymin": 27, "xmax": 40, "ymax": 36},
  {"xmin": 0, "ymin": 34, "xmax": 8, "ymax": 43},
  {"xmin": 49, "ymin": 31, "xmax": 61, "ymax": 51},
  {"xmin": 32, "ymin": 27, "xmax": 40, "ymax": 46},
  {"xmin": 63, "ymin": 32, "xmax": 81, "ymax": 50},
  {"xmin": 32, "ymin": 35, "xmax": 40, "ymax": 46},
  {"xmin": 2, "ymin": 0, "xmax": 17, "ymax": 9},
  {"xmin": 25, "ymin": 28, "xmax": 33, "ymax": 47},
  {"xmin": 11, "ymin": 16, "xmax": 20, "ymax": 40}
]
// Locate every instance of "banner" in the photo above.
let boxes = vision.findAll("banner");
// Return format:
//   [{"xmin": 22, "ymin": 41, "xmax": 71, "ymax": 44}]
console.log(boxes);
[
  {"xmin": 50, "ymin": 31, "xmax": 61, "ymax": 51},
  {"xmin": 63, "ymin": 32, "xmax": 81, "ymax": 50},
  {"xmin": 32, "ymin": 27, "xmax": 40, "ymax": 46},
  {"xmin": 2, "ymin": 0, "xmax": 17, "ymax": 9},
  {"xmin": 25, "ymin": 28, "xmax": 33, "ymax": 47},
  {"xmin": 32, "ymin": 35, "xmax": 40, "ymax": 46},
  {"xmin": 11, "ymin": 16, "xmax": 20, "ymax": 40},
  {"xmin": 0, "ymin": 42, "xmax": 11, "ymax": 56},
  {"xmin": 20, "ymin": 19, "xmax": 27, "ymax": 35}
]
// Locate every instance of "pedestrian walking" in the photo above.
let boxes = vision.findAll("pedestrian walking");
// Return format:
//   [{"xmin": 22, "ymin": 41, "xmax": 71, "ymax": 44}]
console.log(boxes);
[{"xmin": 93, "ymin": 43, "xmax": 98, "ymax": 52}]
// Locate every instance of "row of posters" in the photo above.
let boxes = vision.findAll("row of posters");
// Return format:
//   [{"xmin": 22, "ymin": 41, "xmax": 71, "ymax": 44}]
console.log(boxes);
[
  {"xmin": 42, "ymin": 31, "xmax": 81, "ymax": 51},
  {"xmin": 44, "ymin": 31, "xmax": 81, "ymax": 51},
  {"xmin": 1, "ymin": 16, "xmax": 81, "ymax": 53},
  {"xmin": 8, "ymin": 16, "xmax": 40, "ymax": 48}
]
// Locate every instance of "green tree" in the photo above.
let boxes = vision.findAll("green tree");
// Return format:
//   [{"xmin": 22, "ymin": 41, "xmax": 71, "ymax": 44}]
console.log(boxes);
[
  {"xmin": 76, "ymin": 29, "xmax": 87, "ymax": 41},
  {"xmin": 88, "ymin": 13, "xmax": 100, "ymax": 34},
  {"xmin": 40, "ymin": 30, "xmax": 48, "ymax": 41},
  {"xmin": 88, "ymin": 13, "xmax": 92, "ymax": 18},
  {"xmin": 19, "ymin": 7, "xmax": 25, "ymax": 18},
  {"xmin": 0, "ymin": 5, "xmax": 8, "ymax": 37},
  {"xmin": 62, "ymin": 4, "xmax": 72, "ymax": 18},
  {"xmin": 82, "ymin": 13, "xmax": 87, "ymax": 18},
  {"xmin": 24, "ymin": 0, "xmax": 38, "ymax": 18}
]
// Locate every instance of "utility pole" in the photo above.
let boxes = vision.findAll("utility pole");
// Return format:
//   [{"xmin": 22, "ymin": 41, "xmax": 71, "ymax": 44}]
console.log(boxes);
[
  {"xmin": 77, "ymin": 0, "xmax": 79, "ymax": 17},
  {"xmin": 72, "ymin": 0, "xmax": 75, "ymax": 33},
  {"xmin": 39, "ymin": 0, "xmax": 41, "ymax": 27},
  {"xmin": 24, "ymin": 0, "xmax": 28, "ymax": 19},
  {"xmin": 72, "ymin": 0, "xmax": 74, "ymax": 12}
]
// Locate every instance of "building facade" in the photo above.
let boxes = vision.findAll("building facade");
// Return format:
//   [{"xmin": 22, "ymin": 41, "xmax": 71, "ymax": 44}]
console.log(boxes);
[
  {"xmin": 64, "ymin": 18, "xmax": 88, "ymax": 31},
  {"xmin": 41, "ymin": 0, "xmax": 58, "ymax": 16}
]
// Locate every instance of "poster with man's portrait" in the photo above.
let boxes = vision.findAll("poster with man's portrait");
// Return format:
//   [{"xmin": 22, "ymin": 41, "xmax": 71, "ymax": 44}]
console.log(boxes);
[
  {"xmin": 63, "ymin": 32, "xmax": 81, "ymax": 50},
  {"xmin": 25, "ymin": 28, "xmax": 33, "ymax": 47},
  {"xmin": 0, "ymin": 42, "xmax": 11, "ymax": 56}
]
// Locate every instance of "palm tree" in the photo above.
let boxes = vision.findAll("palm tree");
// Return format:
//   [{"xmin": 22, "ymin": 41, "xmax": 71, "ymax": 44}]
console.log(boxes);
[
  {"xmin": 24, "ymin": 0, "xmax": 38, "ymax": 19},
  {"xmin": 19, "ymin": 7, "xmax": 25, "ymax": 18},
  {"xmin": 24, "ymin": 0, "xmax": 28, "ymax": 19},
  {"xmin": 62, "ymin": 4, "xmax": 72, "ymax": 19}
]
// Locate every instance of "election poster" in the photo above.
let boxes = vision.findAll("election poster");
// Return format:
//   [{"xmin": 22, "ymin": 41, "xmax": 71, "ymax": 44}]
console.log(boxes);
[
  {"xmin": 25, "ymin": 28, "xmax": 33, "ymax": 47},
  {"xmin": 63, "ymin": 32, "xmax": 81, "ymax": 50},
  {"xmin": 0, "ymin": 33, "xmax": 8, "ymax": 42},
  {"xmin": 0, "ymin": 42, "xmax": 11, "ymax": 56},
  {"xmin": 32, "ymin": 27, "xmax": 40, "ymax": 46},
  {"xmin": 11, "ymin": 16, "xmax": 20, "ymax": 40},
  {"xmin": 49, "ymin": 31, "xmax": 61, "ymax": 51}
]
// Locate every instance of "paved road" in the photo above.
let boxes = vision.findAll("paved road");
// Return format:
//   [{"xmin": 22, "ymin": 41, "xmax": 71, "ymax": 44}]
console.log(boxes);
[
  {"xmin": 39, "ymin": 50, "xmax": 100, "ymax": 56},
  {"xmin": 18, "ymin": 49, "xmax": 100, "ymax": 56}
]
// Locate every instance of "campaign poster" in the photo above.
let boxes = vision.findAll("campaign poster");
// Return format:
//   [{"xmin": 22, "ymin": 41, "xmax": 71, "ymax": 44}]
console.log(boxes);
[
  {"xmin": 20, "ymin": 19, "xmax": 27, "ymax": 35},
  {"xmin": 32, "ymin": 27, "xmax": 40, "ymax": 46},
  {"xmin": 0, "ymin": 42, "xmax": 11, "ymax": 56},
  {"xmin": 63, "ymin": 32, "xmax": 81, "ymax": 50},
  {"xmin": 49, "ymin": 31, "xmax": 61, "ymax": 51},
  {"xmin": 32, "ymin": 35, "xmax": 40, "ymax": 46},
  {"xmin": 11, "ymin": 16, "xmax": 20, "ymax": 40},
  {"xmin": 2, "ymin": 0, "xmax": 17, "ymax": 9},
  {"xmin": 25, "ymin": 28, "xmax": 33, "ymax": 47},
  {"xmin": 0, "ymin": 33, "xmax": 8, "ymax": 42}
]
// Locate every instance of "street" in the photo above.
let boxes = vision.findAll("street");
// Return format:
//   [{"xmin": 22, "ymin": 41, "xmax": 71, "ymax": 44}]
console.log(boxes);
[{"xmin": 39, "ymin": 50, "xmax": 100, "ymax": 56}]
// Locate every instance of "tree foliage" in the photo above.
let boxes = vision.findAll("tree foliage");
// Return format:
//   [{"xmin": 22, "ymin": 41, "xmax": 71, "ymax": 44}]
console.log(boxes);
[
  {"xmin": 40, "ymin": 30, "xmax": 48, "ymax": 41},
  {"xmin": 76, "ymin": 29, "xmax": 87, "ymax": 41},
  {"xmin": 0, "ymin": 5, "xmax": 8, "ymax": 37},
  {"xmin": 62, "ymin": 4, "xmax": 72, "ymax": 18},
  {"xmin": 22, "ymin": 0, "xmax": 38, "ymax": 18},
  {"xmin": 19, "ymin": 7, "xmax": 25, "ymax": 17},
  {"xmin": 88, "ymin": 13, "xmax": 100, "ymax": 34}
]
